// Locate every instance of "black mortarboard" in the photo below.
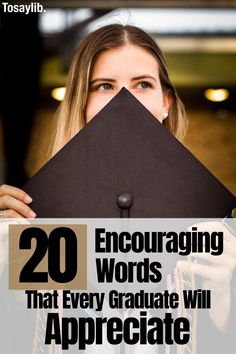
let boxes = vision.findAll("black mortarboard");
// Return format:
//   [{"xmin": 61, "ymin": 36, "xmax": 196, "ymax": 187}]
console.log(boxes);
[{"xmin": 24, "ymin": 88, "xmax": 236, "ymax": 218}]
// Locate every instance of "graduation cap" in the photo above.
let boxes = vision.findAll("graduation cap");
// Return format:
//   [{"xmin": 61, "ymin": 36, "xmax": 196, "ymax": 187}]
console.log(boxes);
[{"xmin": 24, "ymin": 88, "xmax": 236, "ymax": 218}]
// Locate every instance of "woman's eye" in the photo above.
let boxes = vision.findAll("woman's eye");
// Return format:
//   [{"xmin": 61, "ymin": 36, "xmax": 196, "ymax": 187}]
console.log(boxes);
[
  {"xmin": 97, "ymin": 83, "xmax": 112, "ymax": 91},
  {"xmin": 137, "ymin": 81, "xmax": 152, "ymax": 89}
]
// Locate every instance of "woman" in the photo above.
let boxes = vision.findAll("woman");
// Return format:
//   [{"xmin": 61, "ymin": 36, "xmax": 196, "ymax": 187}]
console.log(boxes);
[
  {"xmin": 0, "ymin": 24, "xmax": 235, "ymax": 350},
  {"xmin": 0, "ymin": 24, "xmax": 187, "ymax": 217}
]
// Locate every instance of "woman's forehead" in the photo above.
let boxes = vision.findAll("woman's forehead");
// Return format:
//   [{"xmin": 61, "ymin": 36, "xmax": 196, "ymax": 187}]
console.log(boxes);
[{"xmin": 91, "ymin": 44, "xmax": 160, "ymax": 78}]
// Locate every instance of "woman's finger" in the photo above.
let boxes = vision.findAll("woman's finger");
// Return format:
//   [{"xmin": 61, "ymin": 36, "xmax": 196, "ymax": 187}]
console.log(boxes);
[
  {"xmin": 2, "ymin": 209, "xmax": 26, "ymax": 219},
  {"xmin": 190, "ymin": 252, "xmax": 235, "ymax": 269},
  {"xmin": 189, "ymin": 221, "xmax": 233, "ymax": 241},
  {"xmin": 0, "ymin": 195, "xmax": 36, "ymax": 218},
  {"xmin": 212, "ymin": 240, "xmax": 236, "ymax": 262},
  {"xmin": 0, "ymin": 184, "xmax": 32, "ymax": 204},
  {"xmin": 177, "ymin": 260, "xmax": 231, "ymax": 283}
]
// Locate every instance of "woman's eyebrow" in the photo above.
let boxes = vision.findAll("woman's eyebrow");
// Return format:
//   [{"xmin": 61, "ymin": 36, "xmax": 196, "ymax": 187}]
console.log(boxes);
[
  {"xmin": 90, "ymin": 75, "xmax": 157, "ymax": 85},
  {"xmin": 90, "ymin": 78, "xmax": 116, "ymax": 85},
  {"xmin": 131, "ymin": 75, "xmax": 157, "ymax": 82}
]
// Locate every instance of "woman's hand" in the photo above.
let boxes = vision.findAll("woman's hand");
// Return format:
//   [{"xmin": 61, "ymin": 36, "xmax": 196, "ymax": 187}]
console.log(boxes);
[
  {"xmin": 0, "ymin": 183, "xmax": 35, "ymax": 278},
  {"xmin": 177, "ymin": 221, "xmax": 236, "ymax": 333},
  {"xmin": 0, "ymin": 184, "xmax": 36, "ymax": 218}
]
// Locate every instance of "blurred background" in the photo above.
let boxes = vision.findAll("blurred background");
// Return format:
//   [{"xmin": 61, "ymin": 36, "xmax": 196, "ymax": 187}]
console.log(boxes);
[{"xmin": 0, "ymin": 0, "xmax": 235, "ymax": 196}]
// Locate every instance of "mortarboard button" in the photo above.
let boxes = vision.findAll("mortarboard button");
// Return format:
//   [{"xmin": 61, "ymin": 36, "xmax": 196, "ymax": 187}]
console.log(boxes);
[
  {"xmin": 117, "ymin": 192, "xmax": 134, "ymax": 218},
  {"xmin": 117, "ymin": 192, "xmax": 133, "ymax": 209}
]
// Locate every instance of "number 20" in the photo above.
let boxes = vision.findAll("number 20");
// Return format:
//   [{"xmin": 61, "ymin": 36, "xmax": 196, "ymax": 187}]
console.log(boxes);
[{"xmin": 19, "ymin": 227, "xmax": 77, "ymax": 283}]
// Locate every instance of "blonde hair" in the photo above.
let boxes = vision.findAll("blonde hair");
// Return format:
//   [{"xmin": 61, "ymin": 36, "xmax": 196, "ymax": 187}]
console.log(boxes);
[{"xmin": 49, "ymin": 24, "xmax": 187, "ymax": 159}]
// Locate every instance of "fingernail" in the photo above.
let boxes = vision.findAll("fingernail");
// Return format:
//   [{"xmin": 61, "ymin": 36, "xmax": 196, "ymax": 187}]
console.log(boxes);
[
  {"xmin": 25, "ymin": 195, "xmax": 33, "ymax": 203},
  {"xmin": 29, "ymin": 211, "xmax": 36, "ymax": 218}
]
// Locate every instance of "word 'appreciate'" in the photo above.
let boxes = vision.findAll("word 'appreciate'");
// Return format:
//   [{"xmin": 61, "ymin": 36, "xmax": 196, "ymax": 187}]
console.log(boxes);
[{"xmin": 45, "ymin": 311, "xmax": 189, "ymax": 350}]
